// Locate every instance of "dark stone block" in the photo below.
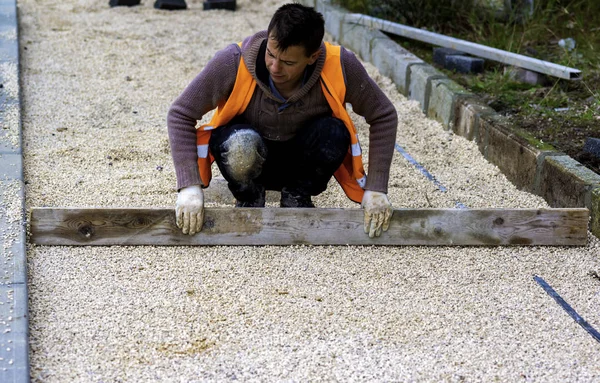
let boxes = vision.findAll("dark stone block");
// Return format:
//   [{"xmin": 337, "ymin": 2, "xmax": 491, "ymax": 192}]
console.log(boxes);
[
  {"xmin": 445, "ymin": 55, "xmax": 485, "ymax": 74},
  {"xmin": 203, "ymin": 0, "xmax": 236, "ymax": 11},
  {"xmin": 505, "ymin": 66, "xmax": 551, "ymax": 86},
  {"xmin": 433, "ymin": 47, "xmax": 465, "ymax": 67},
  {"xmin": 109, "ymin": 0, "xmax": 140, "ymax": 6},
  {"xmin": 584, "ymin": 137, "xmax": 600, "ymax": 158},
  {"xmin": 154, "ymin": 0, "xmax": 187, "ymax": 10}
]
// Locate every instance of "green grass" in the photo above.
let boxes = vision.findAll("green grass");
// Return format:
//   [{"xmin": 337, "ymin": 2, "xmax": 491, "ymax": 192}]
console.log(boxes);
[
  {"xmin": 333, "ymin": 0, "xmax": 600, "ymax": 172},
  {"xmin": 334, "ymin": 0, "xmax": 600, "ymax": 92}
]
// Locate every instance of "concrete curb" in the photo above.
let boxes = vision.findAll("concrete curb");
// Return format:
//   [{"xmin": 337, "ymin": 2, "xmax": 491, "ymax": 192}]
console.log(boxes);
[
  {"xmin": 0, "ymin": 0, "xmax": 30, "ymax": 381},
  {"xmin": 300, "ymin": 0, "xmax": 600, "ymax": 238}
]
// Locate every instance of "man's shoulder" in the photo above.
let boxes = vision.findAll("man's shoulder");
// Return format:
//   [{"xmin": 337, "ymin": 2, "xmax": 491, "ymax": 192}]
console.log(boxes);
[{"xmin": 322, "ymin": 43, "xmax": 362, "ymax": 72}]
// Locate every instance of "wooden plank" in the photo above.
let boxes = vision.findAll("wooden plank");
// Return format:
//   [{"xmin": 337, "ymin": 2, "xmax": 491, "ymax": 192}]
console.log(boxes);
[
  {"xmin": 345, "ymin": 13, "xmax": 582, "ymax": 80},
  {"xmin": 29, "ymin": 207, "xmax": 588, "ymax": 246}
]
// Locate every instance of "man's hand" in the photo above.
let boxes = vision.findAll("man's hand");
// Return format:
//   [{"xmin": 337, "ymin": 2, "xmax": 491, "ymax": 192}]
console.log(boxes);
[
  {"xmin": 176, "ymin": 185, "xmax": 204, "ymax": 235},
  {"xmin": 361, "ymin": 190, "xmax": 393, "ymax": 238}
]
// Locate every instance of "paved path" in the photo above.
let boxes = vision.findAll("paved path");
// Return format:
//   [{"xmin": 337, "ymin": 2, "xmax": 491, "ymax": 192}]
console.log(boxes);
[{"xmin": 0, "ymin": 0, "xmax": 29, "ymax": 381}]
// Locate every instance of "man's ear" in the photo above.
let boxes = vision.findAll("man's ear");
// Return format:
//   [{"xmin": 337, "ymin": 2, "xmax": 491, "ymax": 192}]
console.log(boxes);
[{"xmin": 307, "ymin": 48, "xmax": 321, "ymax": 65}]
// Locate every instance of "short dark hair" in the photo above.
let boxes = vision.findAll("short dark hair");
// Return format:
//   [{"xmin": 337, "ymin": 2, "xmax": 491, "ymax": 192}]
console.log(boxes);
[{"xmin": 267, "ymin": 3, "xmax": 325, "ymax": 56}]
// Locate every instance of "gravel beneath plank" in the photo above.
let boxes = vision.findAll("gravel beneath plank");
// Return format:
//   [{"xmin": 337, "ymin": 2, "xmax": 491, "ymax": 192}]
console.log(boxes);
[{"xmin": 18, "ymin": 0, "xmax": 600, "ymax": 381}]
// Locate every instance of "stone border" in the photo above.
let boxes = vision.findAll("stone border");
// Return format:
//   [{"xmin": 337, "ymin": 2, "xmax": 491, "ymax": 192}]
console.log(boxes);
[
  {"xmin": 299, "ymin": 0, "xmax": 600, "ymax": 238},
  {"xmin": 0, "ymin": 0, "xmax": 30, "ymax": 381}
]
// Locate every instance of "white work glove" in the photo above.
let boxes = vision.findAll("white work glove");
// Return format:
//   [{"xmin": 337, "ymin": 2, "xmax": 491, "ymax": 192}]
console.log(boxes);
[
  {"xmin": 361, "ymin": 190, "xmax": 393, "ymax": 238},
  {"xmin": 176, "ymin": 185, "xmax": 204, "ymax": 235}
]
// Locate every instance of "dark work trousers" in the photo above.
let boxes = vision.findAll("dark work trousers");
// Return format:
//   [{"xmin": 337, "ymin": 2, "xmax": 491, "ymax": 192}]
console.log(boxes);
[{"xmin": 208, "ymin": 116, "xmax": 351, "ymax": 206}]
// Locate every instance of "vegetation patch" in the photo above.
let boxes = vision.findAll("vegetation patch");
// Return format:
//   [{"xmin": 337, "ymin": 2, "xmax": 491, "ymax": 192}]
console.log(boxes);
[{"xmin": 335, "ymin": 0, "xmax": 600, "ymax": 173}]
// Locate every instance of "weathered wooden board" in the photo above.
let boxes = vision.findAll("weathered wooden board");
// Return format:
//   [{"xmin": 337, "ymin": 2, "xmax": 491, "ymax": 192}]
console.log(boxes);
[{"xmin": 29, "ymin": 207, "xmax": 588, "ymax": 246}]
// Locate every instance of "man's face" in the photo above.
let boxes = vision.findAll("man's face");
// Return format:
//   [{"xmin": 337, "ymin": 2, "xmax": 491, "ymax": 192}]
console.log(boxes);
[{"xmin": 265, "ymin": 34, "xmax": 320, "ymax": 88}]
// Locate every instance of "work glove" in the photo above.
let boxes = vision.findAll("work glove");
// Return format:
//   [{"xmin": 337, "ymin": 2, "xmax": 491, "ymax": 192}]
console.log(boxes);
[
  {"xmin": 176, "ymin": 184, "xmax": 204, "ymax": 235},
  {"xmin": 361, "ymin": 190, "xmax": 393, "ymax": 238}
]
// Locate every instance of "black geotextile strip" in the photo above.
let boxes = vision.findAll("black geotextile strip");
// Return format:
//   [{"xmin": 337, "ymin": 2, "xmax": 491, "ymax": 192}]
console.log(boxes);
[{"xmin": 534, "ymin": 275, "xmax": 600, "ymax": 344}]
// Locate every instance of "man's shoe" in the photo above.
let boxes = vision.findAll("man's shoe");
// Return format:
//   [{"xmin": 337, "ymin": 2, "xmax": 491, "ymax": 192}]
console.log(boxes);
[
  {"xmin": 109, "ymin": 0, "xmax": 140, "ymax": 7},
  {"xmin": 203, "ymin": 0, "xmax": 236, "ymax": 11},
  {"xmin": 280, "ymin": 188, "xmax": 315, "ymax": 208},
  {"xmin": 235, "ymin": 192, "xmax": 265, "ymax": 208},
  {"xmin": 154, "ymin": 0, "xmax": 187, "ymax": 10}
]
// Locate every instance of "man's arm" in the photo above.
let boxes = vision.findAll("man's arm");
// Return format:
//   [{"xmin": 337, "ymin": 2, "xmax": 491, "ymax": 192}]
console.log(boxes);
[
  {"xmin": 167, "ymin": 44, "xmax": 242, "ymax": 190},
  {"xmin": 341, "ymin": 47, "xmax": 398, "ymax": 237},
  {"xmin": 167, "ymin": 44, "xmax": 241, "ymax": 235},
  {"xmin": 341, "ymin": 47, "xmax": 398, "ymax": 194}
]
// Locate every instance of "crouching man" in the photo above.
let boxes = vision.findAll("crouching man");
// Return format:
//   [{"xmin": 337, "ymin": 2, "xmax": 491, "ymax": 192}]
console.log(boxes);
[{"xmin": 167, "ymin": 3, "xmax": 398, "ymax": 238}]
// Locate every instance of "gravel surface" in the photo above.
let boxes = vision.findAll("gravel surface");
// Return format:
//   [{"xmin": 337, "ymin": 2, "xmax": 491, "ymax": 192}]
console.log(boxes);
[{"xmin": 18, "ymin": 0, "xmax": 600, "ymax": 381}]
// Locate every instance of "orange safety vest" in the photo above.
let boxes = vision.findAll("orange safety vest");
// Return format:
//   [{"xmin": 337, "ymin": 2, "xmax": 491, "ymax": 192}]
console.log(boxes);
[{"xmin": 196, "ymin": 42, "xmax": 366, "ymax": 203}]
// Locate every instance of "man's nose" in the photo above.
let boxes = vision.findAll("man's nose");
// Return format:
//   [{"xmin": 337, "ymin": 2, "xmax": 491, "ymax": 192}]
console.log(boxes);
[{"xmin": 271, "ymin": 60, "xmax": 280, "ymax": 72}]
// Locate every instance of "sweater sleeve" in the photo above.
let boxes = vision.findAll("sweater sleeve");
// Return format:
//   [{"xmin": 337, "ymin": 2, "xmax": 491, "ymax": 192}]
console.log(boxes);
[
  {"xmin": 341, "ymin": 47, "xmax": 398, "ymax": 194},
  {"xmin": 167, "ymin": 44, "xmax": 241, "ymax": 190}
]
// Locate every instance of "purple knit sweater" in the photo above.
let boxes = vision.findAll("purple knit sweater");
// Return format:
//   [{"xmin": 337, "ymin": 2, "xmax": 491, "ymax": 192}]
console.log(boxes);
[{"xmin": 168, "ymin": 31, "xmax": 398, "ymax": 194}]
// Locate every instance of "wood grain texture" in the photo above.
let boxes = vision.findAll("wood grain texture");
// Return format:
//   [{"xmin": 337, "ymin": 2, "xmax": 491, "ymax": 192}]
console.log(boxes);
[{"xmin": 29, "ymin": 207, "xmax": 589, "ymax": 246}]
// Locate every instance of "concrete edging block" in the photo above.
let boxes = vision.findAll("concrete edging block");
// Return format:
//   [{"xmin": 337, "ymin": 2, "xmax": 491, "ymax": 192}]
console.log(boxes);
[
  {"xmin": 591, "ymin": 187, "xmax": 600, "ymax": 238},
  {"xmin": 0, "ymin": 154, "xmax": 22, "ymax": 180},
  {"xmin": 453, "ymin": 98, "xmax": 496, "ymax": 142},
  {"xmin": 539, "ymin": 155, "xmax": 600, "ymax": 209},
  {"xmin": 338, "ymin": 21, "xmax": 379, "ymax": 62},
  {"xmin": 486, "ymin": 119, "xmax": 540, "ymax": 192},
  {"xmin": 315, "ymin": 2, "xmax": 345, "ymax": 41},
  {"xmin": 370, "ymin": 37, "xmax": 424, "ymax": 95},
  {"xmin": 370, "ymin": 36, "xmax": 403, "ymax": 79},
  {"xmin": 408, "ymin": 64, "xmax": 446, "ymax": 113},
  {"xmin": 394, "ymin": 57, "xmax": 424, "ymax": 97},
  {"xmin": 427, "ymin": 78, "xmax": 471, "ymax": 130},
  {"xmin": 296, "ymin": 0, "xmax": 316, "ymax": 7},
  {"xmin": 480, "ymin": 115, "xmax": 561, "ymax": 192},
  {"xmin": 313, "ymin": 0, "xmax": 326, "ymax": 13},
  {"xmin": 0, "ymin": 284, "xmax": 29, "ymax": 380}
]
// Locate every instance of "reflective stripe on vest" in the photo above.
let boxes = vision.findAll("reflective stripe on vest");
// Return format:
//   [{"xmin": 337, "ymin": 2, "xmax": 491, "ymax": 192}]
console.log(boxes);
[
  {"xmin": 197, "ymin": 144, "xmax": 209, "ymax": 159},
  {"xmin": 196, "ymin": 42, "xmax": 366, "ymax": 203}
]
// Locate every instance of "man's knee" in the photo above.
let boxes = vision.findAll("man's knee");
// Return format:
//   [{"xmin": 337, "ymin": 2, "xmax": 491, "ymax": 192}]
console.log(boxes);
[{"xmin": 212, "ymin": 128, "xmax": 267, "ymax": 182}]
